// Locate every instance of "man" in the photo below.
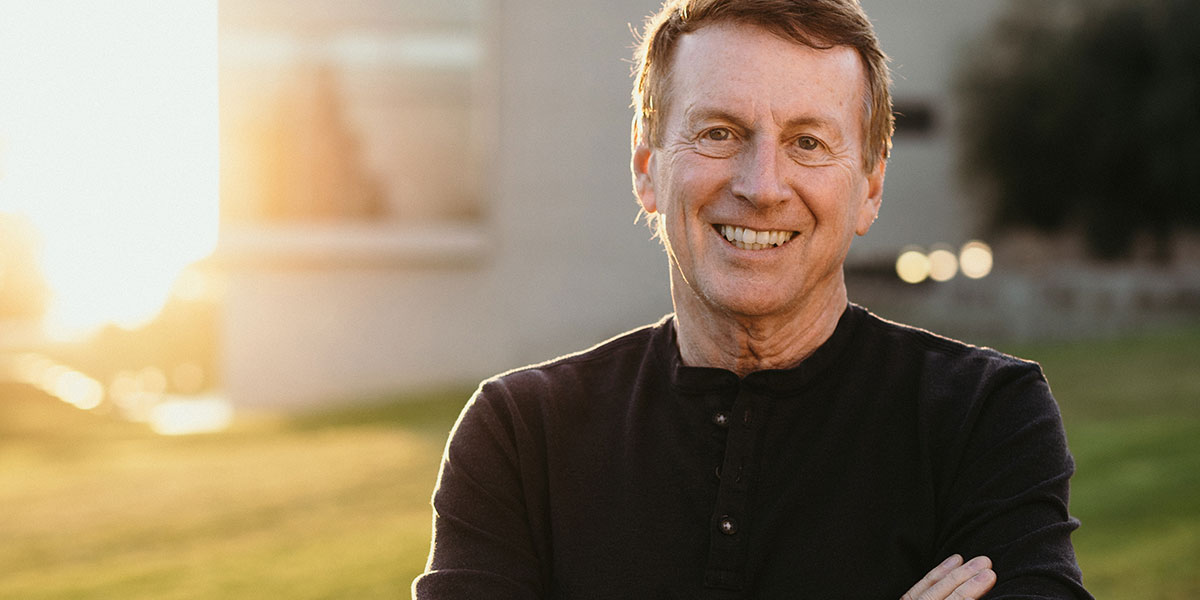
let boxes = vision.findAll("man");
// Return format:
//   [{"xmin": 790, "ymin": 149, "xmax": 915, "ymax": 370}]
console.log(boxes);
[{"xmin": 414, "ymin": 1, "xmax": 1091, "ymax": 598}]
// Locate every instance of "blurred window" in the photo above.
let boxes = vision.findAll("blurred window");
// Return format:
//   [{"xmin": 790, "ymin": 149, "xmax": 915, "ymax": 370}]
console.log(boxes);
[
  {"xmin": 892, "ymin": 100, "xmax": 936, "ymax": 136},
  {"xmin": 219, "ymin": 0, "xmax": 490, "ymax": 225}
]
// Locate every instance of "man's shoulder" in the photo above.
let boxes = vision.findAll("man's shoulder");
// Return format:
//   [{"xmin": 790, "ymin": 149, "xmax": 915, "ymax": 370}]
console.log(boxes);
[
  {"xmin": 479, "ymin": 315, "xmax": 674, "ymax": 398},
  {"xmin": 851, "ymin": 306, "xmax": 1060, "ymax": 440},
  {"xmin": 852, "ymin": 305, "xmax": 1044, "ymax": 380}
]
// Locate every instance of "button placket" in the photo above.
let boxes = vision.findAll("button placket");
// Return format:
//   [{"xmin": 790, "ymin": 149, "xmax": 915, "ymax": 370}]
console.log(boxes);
[
  {"xmin": 708, "ymin": 394, "xmax": 733, "ymax": 484},
  {"xmin": 704, "ymin": 388, "xmax": 762, "ymax": 590}
]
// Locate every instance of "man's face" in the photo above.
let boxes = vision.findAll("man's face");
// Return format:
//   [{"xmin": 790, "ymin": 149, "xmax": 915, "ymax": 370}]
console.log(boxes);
[{"xmin": 634, "ymin": 22, "xmax": 884, "ymax": 321}]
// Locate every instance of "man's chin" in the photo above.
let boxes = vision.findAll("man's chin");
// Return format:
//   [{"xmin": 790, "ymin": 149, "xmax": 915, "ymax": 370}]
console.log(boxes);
[{"xmin": 695, "ymin": 287, "xmax": 801, "ymax": 322}]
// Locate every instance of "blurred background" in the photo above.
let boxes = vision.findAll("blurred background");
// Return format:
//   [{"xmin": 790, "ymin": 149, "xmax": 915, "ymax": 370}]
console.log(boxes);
[{"xmin": 0, "ymin": 0, "xmax": 1196, "ymax": 598}]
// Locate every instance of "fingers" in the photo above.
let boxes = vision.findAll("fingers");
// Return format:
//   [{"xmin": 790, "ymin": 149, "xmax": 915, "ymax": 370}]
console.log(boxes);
[
  {"xmin": 901, "ymin": 555, "xmax": 996, "ymax": 600},
  {"xmin": 903, "ymin": 553, "xmax": 964, "ymax": 599},
  {"xmin": 956, "ymin": 565, "xmax": 996, "ymax": 599}
]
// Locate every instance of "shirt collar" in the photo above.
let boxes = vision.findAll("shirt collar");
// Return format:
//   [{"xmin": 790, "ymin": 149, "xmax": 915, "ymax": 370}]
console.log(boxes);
[{"xmin": 660, "ymin": 303, "xmax": 864, "ymax": 395}]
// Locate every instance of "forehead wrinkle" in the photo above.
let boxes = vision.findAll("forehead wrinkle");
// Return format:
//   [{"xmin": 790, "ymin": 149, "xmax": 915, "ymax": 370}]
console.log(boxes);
[
  {"xmin": 773, "ymin": 113, "xmax": 833, "ymax": 133},
  {"xmin": 682, "ymin": 102, "xmax": 756, "ymax": 130}
]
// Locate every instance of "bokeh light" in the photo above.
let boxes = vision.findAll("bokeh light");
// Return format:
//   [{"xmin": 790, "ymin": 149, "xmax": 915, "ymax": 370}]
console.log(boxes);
[
  {"xmin": 150, "ymin": 396, "xmax": 233, "ymax": 436},
  {"xmin": 959, "ymin": 240, "xmax": 994, "ymax": 279},
  {"xmin": 107, "ymin": 367, "xmax": 170, "ymax": 422},
  {"xmin": 138, "ymin": 367, "xmax": 169, "ymax": 396},
  {"xmin": 927, "ymin": 245, "xmax": 959, "ymax": 282},
  {"xmin": 896, "ymin": 247, "xmax": 931, "ymax": 284},
  {"xmin": 109, "ymin": 371, "xmax": 141, "ymax": 403},
  {"xmin": 53, "ymin": 371, "xmax": 105, "ymax": 411},
  {"xmin": 10, "ymin": 353, "xmax": 106, "ymax": 411}
]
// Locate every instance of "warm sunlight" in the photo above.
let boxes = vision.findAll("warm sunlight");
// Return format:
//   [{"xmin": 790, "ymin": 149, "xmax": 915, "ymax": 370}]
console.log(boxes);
[{"xmin": 0, "ymin": 2, "xmax": 218, "ymax": 339}]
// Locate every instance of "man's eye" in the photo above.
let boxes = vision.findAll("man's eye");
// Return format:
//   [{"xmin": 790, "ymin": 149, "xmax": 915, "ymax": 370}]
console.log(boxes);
[
  {"xmin": 704, "ymin": 128, "xmax": 732, "ymax": 141},
  {"xmin": 796, "ymin": 136, "xmax": 821, "ymax": 151}
]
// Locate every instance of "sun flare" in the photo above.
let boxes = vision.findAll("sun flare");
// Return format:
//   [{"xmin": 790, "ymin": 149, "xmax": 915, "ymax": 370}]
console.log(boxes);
[{"xmin": 0, "ymin": 1, "xmax": 218, "ymax": 339}]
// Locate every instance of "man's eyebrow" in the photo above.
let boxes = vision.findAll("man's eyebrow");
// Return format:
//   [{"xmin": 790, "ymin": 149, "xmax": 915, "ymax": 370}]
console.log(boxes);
[
  {"xmin": 681, "ymin": 105, "xmax": 747, "ymax": 128},
  {"xmin": 780, "ymin": 116, "xmax": 835, "ymax": 130}
]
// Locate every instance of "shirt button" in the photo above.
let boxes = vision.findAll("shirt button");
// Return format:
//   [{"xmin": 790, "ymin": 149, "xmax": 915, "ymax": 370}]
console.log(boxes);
[
  {"xmin": 712, "ymin": 412, "xmax": 730, "ymax": 428},
  {"xmin": 719, "ymin": 516, "xmax": 737, "ymax": 535}
]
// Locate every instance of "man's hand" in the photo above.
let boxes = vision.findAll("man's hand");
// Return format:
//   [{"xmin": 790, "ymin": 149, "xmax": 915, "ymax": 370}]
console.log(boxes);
[{"xmin": 901, "ymin": 554, "xmax": 996, "ymax": 600}]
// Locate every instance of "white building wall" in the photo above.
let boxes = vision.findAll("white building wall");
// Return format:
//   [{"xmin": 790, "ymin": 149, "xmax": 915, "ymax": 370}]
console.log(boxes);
[
  {"xmin": 221, "ymin": 0, "xmax": 671, "ymax": 408},
  {"xmin": 222, "ymin": 262, "xmax": 506, "ymax": 408},
  {"xmin": 487, "ymin": 0, "xmax": 673, "ymax": 367}
]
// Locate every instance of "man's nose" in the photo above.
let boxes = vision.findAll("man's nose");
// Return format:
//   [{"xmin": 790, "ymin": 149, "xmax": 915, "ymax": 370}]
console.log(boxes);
[{"xmin": 730, "ymin": 139, "xmax": 792, "ymax": 208}]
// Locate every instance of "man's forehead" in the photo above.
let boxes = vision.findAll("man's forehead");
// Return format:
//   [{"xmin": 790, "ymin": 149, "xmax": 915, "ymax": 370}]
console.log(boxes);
[
  {"xmin": 666, "ymin": 23, "xmax": 868, "ymax": 125},
  {"xmin": 672, "ymin": 22, "xmax": 864, "ymax": 85}
]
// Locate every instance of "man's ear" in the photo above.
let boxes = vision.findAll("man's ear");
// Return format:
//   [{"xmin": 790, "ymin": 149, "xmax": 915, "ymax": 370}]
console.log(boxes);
[
  {"xmin": 854, "ymin": 157, "xmax": 886, "ymax": 236},
  {"xmin": 632, "ymin": 127, "xmax": 658, "ymax": 215}
]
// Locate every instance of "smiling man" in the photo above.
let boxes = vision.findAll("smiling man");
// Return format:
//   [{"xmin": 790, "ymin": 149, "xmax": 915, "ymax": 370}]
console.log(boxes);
[
  {"xmin": 632, "ymin": 19, "xmax": 884, "ymax": 377},
  {"xmin": 414, "ymin": 1, "xmax": 1091, "ymax": 598}
]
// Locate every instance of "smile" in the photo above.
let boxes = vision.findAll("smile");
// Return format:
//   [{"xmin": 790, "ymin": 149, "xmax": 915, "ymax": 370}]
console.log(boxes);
[{"xmin": 715, "ymin": 224, "xmax": 797, "ymax": 251}]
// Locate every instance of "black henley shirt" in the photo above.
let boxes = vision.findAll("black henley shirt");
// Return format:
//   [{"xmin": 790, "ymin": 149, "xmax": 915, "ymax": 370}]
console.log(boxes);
[{"xmin": 414, "ymin": 304, "xmax": 1091, "ymax": 599}]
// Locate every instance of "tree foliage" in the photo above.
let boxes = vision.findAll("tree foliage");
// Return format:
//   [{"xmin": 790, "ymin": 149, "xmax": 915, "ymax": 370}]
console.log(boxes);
[{"xmin": 957, "ymin": 0, "xmax": 1200, "ymax": 259}]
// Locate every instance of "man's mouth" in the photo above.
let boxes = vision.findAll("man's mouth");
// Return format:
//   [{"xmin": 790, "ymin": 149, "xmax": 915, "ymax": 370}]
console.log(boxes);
[{"xmin": 715, "ymin": 224, "xmax": 797, "ymax": 251}]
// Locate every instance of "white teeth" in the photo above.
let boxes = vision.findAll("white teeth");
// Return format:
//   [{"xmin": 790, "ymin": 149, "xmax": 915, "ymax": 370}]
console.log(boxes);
[{"xmin": 718, "ymin": 224, "xmax": 795, "ymax": 250}]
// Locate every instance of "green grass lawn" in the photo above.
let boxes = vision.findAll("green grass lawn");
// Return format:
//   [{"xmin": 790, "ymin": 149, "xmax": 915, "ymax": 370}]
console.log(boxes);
[{"xmin": 1, "ymin": 324, "xmax": 1197, "ymax": 599}]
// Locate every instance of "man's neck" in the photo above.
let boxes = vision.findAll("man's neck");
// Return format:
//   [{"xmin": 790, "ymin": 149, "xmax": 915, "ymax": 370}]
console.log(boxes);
[{"xmin": 671, "ymin": 279, "xmax": 848, "ymax": 377}]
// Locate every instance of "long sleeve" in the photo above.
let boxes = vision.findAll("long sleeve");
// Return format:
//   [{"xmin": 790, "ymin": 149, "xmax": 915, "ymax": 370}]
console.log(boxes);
[
  {"xmin": 929, "ymin": 358, "xmax": 1092, "ymax": 599},
  {"xmin": 412, "ymin": 383, "xmax": 549, "ymax": 599}
]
